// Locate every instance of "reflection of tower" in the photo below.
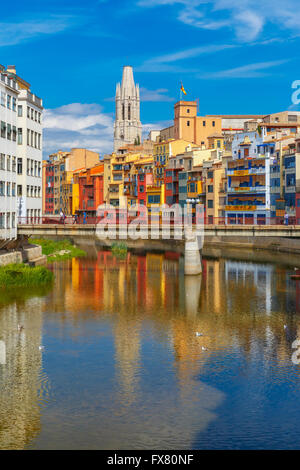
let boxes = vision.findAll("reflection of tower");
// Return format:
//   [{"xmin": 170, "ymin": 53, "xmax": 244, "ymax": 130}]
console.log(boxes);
[
  {"xmin": 113, "ymin": 316, "xmax": 141, "ymax": 407},
  {"xmin": 0, "ymin": 297, "xmax": 47, "ymax": 449},
  {"xmin": 185, "ymin": 275, "xmax": 201, "ymax": 316},
  {"xmin": 114, "ymin": 66, "xmax": 142, "ymax": 152}
]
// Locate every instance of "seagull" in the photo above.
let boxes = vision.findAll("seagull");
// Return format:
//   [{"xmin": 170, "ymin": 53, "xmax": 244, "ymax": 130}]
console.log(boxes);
[
  {"xmin": 202, "ymin": 346, "xmax": 208, "ymax": 351},
  {"xmin": 196, "ymin": 332, "xmax": 203, "ymax": 337},
  {"xmin": 17, "ymin": 324, "xmax": 24, "ymax": 332},
  {"xmin": 284, "ymin": 325, "xmax": 288, "ymax": 330},
  {"xmin": 39, "ymin": 346, "xmax": 44, "ymax": 351}
]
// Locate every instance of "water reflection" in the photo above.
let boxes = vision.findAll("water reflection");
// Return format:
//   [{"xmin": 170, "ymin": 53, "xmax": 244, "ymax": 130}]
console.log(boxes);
[
  {"xmin": 0, "ymin": 294, "xmax": 50, "ymax": 450},
  {"xmin": 1, "ymin": 249, "xmax": 300, "ymax": 449}
]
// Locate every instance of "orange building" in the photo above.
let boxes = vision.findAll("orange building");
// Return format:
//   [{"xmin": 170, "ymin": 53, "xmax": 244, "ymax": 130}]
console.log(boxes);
[
  {"xmin": 77, "ymin": 163, "xmax": 104, "ymax": 219},
  {"xmin": 173, "ymin": 101, "xmax": 222, "ymax": 148}
]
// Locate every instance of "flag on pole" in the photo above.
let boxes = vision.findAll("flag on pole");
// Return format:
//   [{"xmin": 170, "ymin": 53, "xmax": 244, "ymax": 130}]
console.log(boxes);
[{"xmin": 180, "ymin": 82, "xmax": 187, "ymax": 95}]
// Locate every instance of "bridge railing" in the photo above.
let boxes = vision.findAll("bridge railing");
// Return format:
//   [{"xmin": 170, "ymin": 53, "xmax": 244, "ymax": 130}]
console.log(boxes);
[{"xmin": 18, "ymin": 215, "xmax": 298, "ymax": 227}]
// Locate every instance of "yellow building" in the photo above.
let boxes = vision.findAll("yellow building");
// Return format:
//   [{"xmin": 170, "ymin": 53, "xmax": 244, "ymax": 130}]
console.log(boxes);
[
  {"xmin": 104, "ymin": 150, "xmax": 154, "ymax": 209},
  {"xmin": 154, "ymin": 139, "xmax": 197, "ymax": 186},
  {"xmin": 207, "ymin": 133, "xmax": 224, "ymax": 150},
  {"xmin": 204, "ymin": 159, "xmax": 226, "ymax": 224}
]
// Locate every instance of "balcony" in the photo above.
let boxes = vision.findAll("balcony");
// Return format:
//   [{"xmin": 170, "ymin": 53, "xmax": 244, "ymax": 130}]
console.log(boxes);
[
  {"xmin": 227, "ymin": 185, "xmax": 266, "ymax": 193},
  {"xmin": 227, "ymin": 167, "xmax": 265, "ymax": 176}
]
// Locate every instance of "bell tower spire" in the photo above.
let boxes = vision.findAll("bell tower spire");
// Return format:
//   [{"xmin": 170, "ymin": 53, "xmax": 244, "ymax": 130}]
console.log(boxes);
[{"xmin": 114, "ymin": 66, "xmax": 142, "ymax": 152}]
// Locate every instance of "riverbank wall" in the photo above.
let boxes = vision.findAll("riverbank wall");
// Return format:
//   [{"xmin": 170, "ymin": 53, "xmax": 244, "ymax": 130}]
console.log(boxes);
[
  {"xmin": 0, "ymin": 245, "xmax": 47, "ymax": 267},
  {"xmin": 204, "ymin": 235, "xmax": 300, "ymax": 255}
]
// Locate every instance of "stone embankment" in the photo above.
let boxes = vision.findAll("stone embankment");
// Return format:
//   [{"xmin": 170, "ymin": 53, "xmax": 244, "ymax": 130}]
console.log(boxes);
[{"xmin": 0, "ymin": 245, "xmax": 47, "ymax": 267}]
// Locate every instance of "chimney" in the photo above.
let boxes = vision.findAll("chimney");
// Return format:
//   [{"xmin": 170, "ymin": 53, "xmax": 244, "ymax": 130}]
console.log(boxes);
[{"xmin": 7, "ymin": 65, "xmax": 16, "ymax": 74}]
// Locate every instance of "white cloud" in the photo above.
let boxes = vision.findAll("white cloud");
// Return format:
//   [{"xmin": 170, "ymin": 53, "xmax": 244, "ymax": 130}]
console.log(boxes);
[
  {"xmin": 202, "ymin": 59, "xmax": 290, "ymax": 79},
  {"xmin": 43, "ymin": 103, "xmax": 114, "ymax": 157},
  {"xmin": 137, "ymin": 43, "xmax": 237, "ymax": 73},
  {"xmin": 138, "ymin": 0, "xmax": 300, "ymax": 42},
  {"xmin": 43, "ymin": 103, "xmax": 174, "ymax": 157},
  {"xmin": 0, "ymin": 14, "xmax": 83, "ymax": 47}
]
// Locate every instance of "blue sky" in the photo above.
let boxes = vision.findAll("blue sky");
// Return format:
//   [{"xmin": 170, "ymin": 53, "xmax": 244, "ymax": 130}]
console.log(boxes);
[{"xmin": 1, "ymin": 0, "xmax": 299, "ymax": 156}]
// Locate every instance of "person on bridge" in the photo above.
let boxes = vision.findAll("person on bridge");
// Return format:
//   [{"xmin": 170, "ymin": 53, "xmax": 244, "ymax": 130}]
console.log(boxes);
[
  {"xmin": 83, "ymin": 211, "xmax": 87, "ymax": 224},
  {"xmin": 284, "ymin": 213, "xmax": 289, "ymax": 226},
  {"xmin": 73, "ymin": 213, "xmax": 78, "ymax": 224}
]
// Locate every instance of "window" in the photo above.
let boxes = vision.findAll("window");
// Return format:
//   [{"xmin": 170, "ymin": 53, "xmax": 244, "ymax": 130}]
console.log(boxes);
[
  {"xmin": 0, "ymin": 181, "xmax": 4, "ymax": 196},
  {"xmin": 0, "ymin": 91, "xmax": 5, "ymax": 107},
  {"xmin": 12, "ymin": 157, "xmax": 16, "ymax": 172},
  {"xmin": 7, "ymin": 182, "xmax": 10, "ymax": 196},
  {"xmin": 17, "ymin": 185, "xmax": 22, "ymax": 196},
  {"xmin": 18, "ymin": 128, "xmax": 22, "ymax": 145},
  {"xmin": 27, "ymin": 107, "xmax": 30, "ymax": 118},
  {"xmin": 203, "ymin": 121, "xmax": 206, "ymax": 127},
  {"xmin": 1, "ymin": 121, "xmax": 6, "ymax": 138},
  {"xmin": 12, "ymin": 97, "xmax": 16, "ymax": 112},
  {"xmin": 208, "ymin": 185, "xmax": 213, "ymax": 193},
  {"xmin": 187, "ymin": 109, "xmax": 190, "ymax": 113},
  {"xmin": 207, "ymin": 171, "xmax": 213, "ymax": 179},
  {"xmin": 7, "ymin": 95, "xmax": 11, "ymax": 109},
  {"xmin": 208, "ymin": 200, "xmax": 214, "ymax": 208},
  {"xmin": 7, "ymin": 124, "xmax": 11, "ymax": 140},
  {"xmin": 187, "ymin": 120, "xmax": 190, "ymax": 126},
  {"xmin": 18, "ymin": 105, "xmax": 23, "ymax": 117},
  {"xmin": 6, "ymin": 155, "xmax": 10, "ymax": 171},
  {"xmin": 212, "ymin": 121, "xmax": 215, "ymax": 127},
  {"xmin": 0, "ymin": 154, "xmax": 5, "ymax": 170},
  {"xmin": 17, "ymin": 158, "xmax": 23, "ymax": 175}
]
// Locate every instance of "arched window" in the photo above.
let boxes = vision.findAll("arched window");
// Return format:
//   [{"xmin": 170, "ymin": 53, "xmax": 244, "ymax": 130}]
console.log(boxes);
[
  {"xmin": 128, "ymin": 104, "xmax": 131, "ymax": 121},
  {"xmin": 122, "ymin": 104, "xmax": 125, "ymax": 120}
]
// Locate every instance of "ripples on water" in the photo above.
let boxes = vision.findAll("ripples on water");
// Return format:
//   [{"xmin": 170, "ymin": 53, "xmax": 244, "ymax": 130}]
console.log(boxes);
[{"xmin": 1, "ymin": 248, "xmax": 300, "ymax": 449}]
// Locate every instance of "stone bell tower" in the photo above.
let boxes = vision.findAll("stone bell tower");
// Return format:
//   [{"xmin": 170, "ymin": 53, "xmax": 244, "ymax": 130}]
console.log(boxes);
[{"xmin": 114, "ymin": 66, "xmax": 142, "ymax": 152}]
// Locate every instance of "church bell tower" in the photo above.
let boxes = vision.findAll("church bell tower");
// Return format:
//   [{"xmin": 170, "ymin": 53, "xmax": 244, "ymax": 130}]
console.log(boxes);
[{"xmin": 114, "ymin": 66, "xmax": 142, "ymax": 152}]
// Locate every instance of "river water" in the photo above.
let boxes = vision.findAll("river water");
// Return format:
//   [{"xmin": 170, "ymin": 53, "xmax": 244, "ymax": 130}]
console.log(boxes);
[{"xmin": 1, "ymin": 248, "xmax": 300, "ymax": 450}]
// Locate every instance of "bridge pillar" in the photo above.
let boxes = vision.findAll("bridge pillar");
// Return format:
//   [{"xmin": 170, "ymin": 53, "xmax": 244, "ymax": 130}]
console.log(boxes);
[{"xmin": 184, "ymin": 231, "xmax": 202, "ymax": 275}]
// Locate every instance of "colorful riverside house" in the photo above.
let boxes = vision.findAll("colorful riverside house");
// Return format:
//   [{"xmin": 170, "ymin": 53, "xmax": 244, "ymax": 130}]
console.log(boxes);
[
  {"xmin": 146, "ymin": 185, "xmax": 165, "ymax": 219},
  {"xmin": 43, "ymin": 160, "xmax": 54, "ymax": 215},
  {"xmin": 164, "ymin": 168, "xmax": 181, "ymax": 205},
  {"xmin": 105, "ymin": 150, "xmax": 140, "ymax": 208},
  {"xmin": 225, "ymin": 136, "xmax": 276, "ymax": 225},
  {"xmin": 203, "ymin": 158, "xmax": 226, "ymax": 224},
  {"xmin": 77, "ymin": 163, "xmax": 104, "ymax": 219},
  {"xmin": 153, "ymin": 139, "xmax": 197, "ymax": 187},
  {"xmin": 136, "ymin": 165, "xmax": 154, "ymax": 207}
]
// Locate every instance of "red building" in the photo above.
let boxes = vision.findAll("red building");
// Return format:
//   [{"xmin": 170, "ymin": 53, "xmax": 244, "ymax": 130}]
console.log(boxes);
[
  {"xmin": 44, "ymin": 163, "xmax": 54, "ymax": 214},
  {"xmin": 77, "ymin": 163, "xmax": 104, "ymax": 219},
  {"xmin": 164, "ymin": 168, "xmax": 181, "ymax": 205},
  {"xmin": 138, "ymin": 171, "xmax": 153, "ymax": 206}
]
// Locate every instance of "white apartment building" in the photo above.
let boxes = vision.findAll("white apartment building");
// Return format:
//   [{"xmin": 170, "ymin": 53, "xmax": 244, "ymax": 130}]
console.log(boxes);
[
  {"xmin": 0, "ymin": 65, "xmax": 43, "ymax": 243},
  {"xmin": 0, "ymin": 66, "xmax": 18, "ymax": 241}
]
